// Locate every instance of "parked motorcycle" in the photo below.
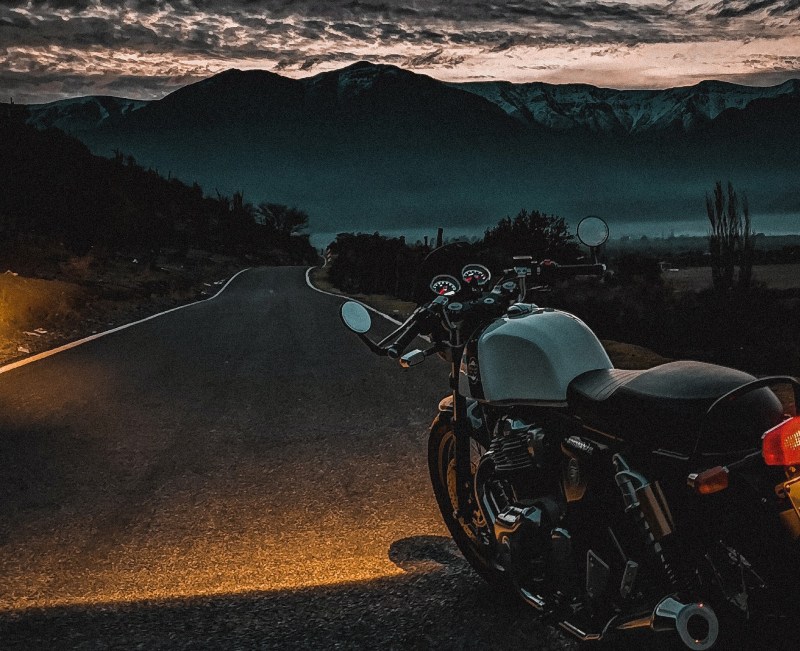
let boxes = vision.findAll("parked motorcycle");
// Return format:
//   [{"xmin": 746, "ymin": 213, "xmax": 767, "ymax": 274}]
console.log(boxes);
[{"xmin": 339, "ymin": 217, "xmax": 800, "ymax": 649}]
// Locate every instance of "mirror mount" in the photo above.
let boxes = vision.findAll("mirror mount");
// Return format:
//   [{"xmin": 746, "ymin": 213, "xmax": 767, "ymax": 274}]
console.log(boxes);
[{"xmin": 340, "ymin": 301, "xmax": 389, "ymax": 356}]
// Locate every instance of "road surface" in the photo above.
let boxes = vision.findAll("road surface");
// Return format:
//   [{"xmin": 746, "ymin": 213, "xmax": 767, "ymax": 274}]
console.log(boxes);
[{"xmin": 0, "ymin": 267, "xmax": 574, "ymax": 650}]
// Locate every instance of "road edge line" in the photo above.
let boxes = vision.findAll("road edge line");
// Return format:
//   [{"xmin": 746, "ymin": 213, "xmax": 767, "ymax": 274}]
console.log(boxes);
[
  {"xmin": 0, "ymin": 268, "xmax": 252, "ymax": 375},
  {"xmin": 304, "ymin": 266, "xmax": 404, "ymax": 326}
]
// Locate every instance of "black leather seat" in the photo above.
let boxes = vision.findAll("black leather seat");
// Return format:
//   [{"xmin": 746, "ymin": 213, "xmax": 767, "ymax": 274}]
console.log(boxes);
[{"xmin": 568, "ymin": 361, "xmax": 784, "ymax": 454}]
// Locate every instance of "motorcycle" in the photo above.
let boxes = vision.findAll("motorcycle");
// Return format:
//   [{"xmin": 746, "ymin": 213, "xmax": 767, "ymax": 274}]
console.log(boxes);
[{"xmin": 339, "ymin": 217, "xmax": 800, "ymax": 649}]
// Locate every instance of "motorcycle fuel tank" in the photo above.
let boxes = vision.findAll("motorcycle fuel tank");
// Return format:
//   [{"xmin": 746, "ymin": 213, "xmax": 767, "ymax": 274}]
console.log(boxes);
[{"xmin": 459, "ymin": 306, "xmax": 612, "ymax": 405}]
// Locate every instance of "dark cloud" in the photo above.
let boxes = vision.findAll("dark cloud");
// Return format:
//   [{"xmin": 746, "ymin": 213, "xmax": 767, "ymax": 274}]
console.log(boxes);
[
  {"xmin": 2, "ymin": 0, "xmax": 795, "ymax": 55},
  {"xmin": 706, "ymin": 0, "xmax": 800, "ymax": 19},
  {"xmin": 329, "ymin": 22, "xmax": 370, "ymax": 39},
  {"xmin": 299, "ymin": 57, "xmax": 321, "ymax": 70},
  {"xmin": 770, "ymin": 0, "xmax": 800, "ymax": 13},
  {"xmin": 2, "ymin": 0, "xmax": 800, "ymax": 102},
  {"xmin": 713, "ymin": 0, "xmax": 784, "ymax": 18},
  {"xmin": 0, "ymin": 68, "xmax": 201, "ymax": 103},
  {"xmin": 404, "ymin": 48, "xmax": 465, "ymax": 68},
  {"xmin": 275, "ymin": 50, "xmax": 359, "ymax": 71}
]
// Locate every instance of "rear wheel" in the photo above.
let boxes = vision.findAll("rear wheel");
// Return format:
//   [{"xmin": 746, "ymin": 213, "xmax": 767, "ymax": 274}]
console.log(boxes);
[{"xmin": 428, "ymin": 416, "xmax": 505, "ymax": 586}]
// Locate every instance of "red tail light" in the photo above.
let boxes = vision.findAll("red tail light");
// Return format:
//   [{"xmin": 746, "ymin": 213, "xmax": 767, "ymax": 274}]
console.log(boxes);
[{"xmin": 762, "ymin": 416, "xmax": 800, "ymax": 466}]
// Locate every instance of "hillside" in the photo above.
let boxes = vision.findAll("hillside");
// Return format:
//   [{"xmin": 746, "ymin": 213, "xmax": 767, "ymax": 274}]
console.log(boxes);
[
  {"xmin": 0, "ymin": 112, "xmax": 316, "ymax": 365},
  {"xmin": 17, "ymin": 63, "xmax": 800, "ymax": 235}
]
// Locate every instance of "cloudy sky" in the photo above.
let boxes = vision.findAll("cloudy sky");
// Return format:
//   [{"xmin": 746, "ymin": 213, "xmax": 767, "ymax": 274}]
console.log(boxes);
[{"xmin": 2, "ymin": 0, "xmax": 799, "ymax": 103}]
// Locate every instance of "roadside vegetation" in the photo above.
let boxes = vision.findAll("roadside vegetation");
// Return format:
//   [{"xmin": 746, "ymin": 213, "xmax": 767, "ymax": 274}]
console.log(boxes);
[
  {"xmin": 325, "ymin": 203, "xmax": 800, "ymax": 376},
  {"xmin": 0, "ymin": 107, "xmax": 317, "ymax": 364}
]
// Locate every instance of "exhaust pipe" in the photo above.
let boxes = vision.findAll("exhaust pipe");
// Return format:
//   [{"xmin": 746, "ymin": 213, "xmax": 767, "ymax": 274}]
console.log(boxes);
[
  {"xmin": 612, "ymin": 596, "xmax": 719, "ymax": 650},
  {"xmin": 654, "ymin": 597, "xmax": 719, "ymax": 650}
]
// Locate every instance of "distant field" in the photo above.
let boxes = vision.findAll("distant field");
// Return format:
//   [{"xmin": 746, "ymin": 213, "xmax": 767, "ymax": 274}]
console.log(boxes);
[{"xmin": 663, "ymin": 263, "xmax": 800, "ymax": 292}]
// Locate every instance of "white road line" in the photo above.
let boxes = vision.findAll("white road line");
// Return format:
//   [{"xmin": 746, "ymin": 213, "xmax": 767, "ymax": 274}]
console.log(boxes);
[
  {"xmin": 304, "ymin": 266, "xmax": 434, "ymax": 348},
  {"xmin": 0, "ymin": 268, "xmax": 251, "ymax": 375},
  {"xmin": 304, "ymin": 266, "xmax": 403, "ymax": 326}
]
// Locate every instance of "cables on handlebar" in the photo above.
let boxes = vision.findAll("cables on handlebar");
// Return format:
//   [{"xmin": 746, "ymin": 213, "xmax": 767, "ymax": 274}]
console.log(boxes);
[{"xmin": 387, "ymin": 322, "xmax": 422, "ymax": 359}]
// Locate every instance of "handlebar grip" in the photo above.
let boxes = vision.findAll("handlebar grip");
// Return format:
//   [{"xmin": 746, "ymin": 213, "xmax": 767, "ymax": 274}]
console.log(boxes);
[{"xmin": 387, "ymin": 320, "xmax": 421, "ymax": 359}]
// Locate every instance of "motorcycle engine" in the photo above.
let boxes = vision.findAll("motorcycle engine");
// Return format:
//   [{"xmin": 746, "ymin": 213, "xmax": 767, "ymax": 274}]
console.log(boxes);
[
  {"xmin": 482, "ymin": 417, "xmax": 572, "ymax": 592},
  {"xmin": 489, "ymin": 418, "xmax": 551, "ymax": 498}
]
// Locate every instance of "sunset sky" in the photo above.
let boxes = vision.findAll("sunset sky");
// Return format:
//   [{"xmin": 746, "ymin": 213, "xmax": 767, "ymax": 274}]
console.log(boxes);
[{"xmin": 2, "ymin": 0, "xmax": 799, "ymax": 104}]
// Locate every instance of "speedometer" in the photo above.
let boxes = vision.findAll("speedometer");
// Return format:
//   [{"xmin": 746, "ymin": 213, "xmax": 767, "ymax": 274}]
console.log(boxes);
[
  {"xmin": 461, "ymin": 263, "xmax": 491, "ymax": 287},
  {"xmin": 430, "ymin": 275, "xmax": 461, "ymax": 296}
]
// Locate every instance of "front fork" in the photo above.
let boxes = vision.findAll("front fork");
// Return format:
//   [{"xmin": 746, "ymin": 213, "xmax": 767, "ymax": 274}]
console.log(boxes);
[{"xmin": 453, "ymin": 388, "xmax": 475, "ymax": 521}]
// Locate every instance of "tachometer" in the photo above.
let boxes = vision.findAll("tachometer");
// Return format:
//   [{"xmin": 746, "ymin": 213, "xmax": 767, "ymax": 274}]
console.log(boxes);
[
  {"xmin": 461, "ymin": 263, "xmax": 491, "ymax": 287},
  {"xmin": 430, "ymin": 275, "xmax": 461, "ymax": 296}
]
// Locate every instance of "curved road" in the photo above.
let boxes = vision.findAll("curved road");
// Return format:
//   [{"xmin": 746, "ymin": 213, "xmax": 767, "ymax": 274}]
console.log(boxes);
[{"xmin": 0, "ymin": 267, "xmax": 574, "ymax": 650}]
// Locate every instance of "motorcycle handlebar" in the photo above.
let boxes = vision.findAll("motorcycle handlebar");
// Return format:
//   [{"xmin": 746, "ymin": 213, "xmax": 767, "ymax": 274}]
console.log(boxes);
[{"xmin": 387, "ymin": 318, "xmax": 422, "ymax": 359}]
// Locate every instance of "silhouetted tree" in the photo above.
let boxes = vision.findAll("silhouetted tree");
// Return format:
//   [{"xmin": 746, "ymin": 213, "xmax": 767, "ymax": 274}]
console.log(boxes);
[
  {"xmin": 705, "ymin": 181, "xmax": 754, "ymax": 291},
  {"xmin": 328, "ymin": 233, "xmax": 427, "ymax": 300},
  {"xmin": 327, "ymin": 209, "xmax": 578, "ymax": 302},
  {"xmin": 482, "ymin": 209, "xmax": 579, "ymax": 262},
  {"xmin": 257, "ymin": 203, "xmax": 309, "ymax": 236}
]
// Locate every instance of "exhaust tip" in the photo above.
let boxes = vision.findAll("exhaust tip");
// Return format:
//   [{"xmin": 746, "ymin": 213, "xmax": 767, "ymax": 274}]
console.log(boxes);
[{"xmin": 656, "ymin": 598, "xmax": 719, "ymax": 650}]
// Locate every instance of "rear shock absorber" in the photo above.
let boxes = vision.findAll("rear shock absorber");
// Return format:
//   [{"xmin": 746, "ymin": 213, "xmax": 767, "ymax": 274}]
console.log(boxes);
[{"xmin": 613, "ymin": 454, "xmax": 687, "ymax": 591}]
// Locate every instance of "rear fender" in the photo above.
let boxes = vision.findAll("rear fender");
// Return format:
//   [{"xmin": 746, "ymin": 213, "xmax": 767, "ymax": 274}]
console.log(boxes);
[{"xmin": 697, "ymin": 375, "xmax": 797, "ymax": 456}]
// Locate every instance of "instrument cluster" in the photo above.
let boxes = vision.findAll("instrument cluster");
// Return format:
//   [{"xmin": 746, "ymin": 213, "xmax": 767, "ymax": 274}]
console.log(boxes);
[{"xmin": 429, "ymin": 264, "xmax": 492, "ymax": 295}]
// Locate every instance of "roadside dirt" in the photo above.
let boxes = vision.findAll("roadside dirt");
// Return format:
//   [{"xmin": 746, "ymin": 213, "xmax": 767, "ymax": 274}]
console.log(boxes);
[
  {"xmin": 0, "ymin": 251, "xmax": 245, "ymax": 367},
  {"xmin": 309, "ymin": 265, "xmax": 417, "ymax": 320}
]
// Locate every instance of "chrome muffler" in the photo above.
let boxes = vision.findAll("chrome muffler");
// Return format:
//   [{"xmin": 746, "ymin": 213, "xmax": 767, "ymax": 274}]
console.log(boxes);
[
  {"xmin": 654, "ymin": 597, "xmax": 719, "ymax": 650},
  {"xmin": 612, "ymin": 596, "xmax": 719, "ymax": 649}
]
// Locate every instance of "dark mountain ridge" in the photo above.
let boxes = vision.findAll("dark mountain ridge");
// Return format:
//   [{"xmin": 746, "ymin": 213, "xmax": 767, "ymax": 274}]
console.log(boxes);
[
  {"xmin": 17, "ymin": 63, "xmax": 800, "ymax": 234},
  {"xmin": 26, "ymin": 65, "xmax": 800, "ymax": 136}
]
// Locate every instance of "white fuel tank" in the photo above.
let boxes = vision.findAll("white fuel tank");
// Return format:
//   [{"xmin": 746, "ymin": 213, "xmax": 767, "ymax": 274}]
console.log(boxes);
[{"xmin": 459, "ymin": 306, "xmax": 612, "ymax": 405}]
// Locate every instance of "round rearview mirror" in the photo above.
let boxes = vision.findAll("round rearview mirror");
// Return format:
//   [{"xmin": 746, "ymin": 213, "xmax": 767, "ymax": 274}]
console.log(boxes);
[
  {"xmin": 577, "ymin": 216, "xmax": 609, "ymax": 248},
  {"xmin": 340, "ymin": 301, "xmax": 372, "ymax": 334}
]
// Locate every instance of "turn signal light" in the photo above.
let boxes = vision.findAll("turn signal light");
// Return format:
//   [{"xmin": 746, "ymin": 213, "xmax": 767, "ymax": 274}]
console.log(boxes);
[
  {"xmin": 762, "ymin": 416, "xmax": 800, "ymax": 466},
  {"xmin": 687, "ymin": 466, "xmax": 729, "ymax": 495}
]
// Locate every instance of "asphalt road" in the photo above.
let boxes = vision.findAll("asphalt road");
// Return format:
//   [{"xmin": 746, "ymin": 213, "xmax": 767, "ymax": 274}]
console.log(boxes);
[{"xmin": 0, "ymin": 267, "xmax": 575, "ymax": 650}]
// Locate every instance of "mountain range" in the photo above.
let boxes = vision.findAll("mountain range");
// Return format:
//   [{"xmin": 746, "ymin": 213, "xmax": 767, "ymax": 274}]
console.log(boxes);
[
  {"xmin": 19, "ymin": 63, "xmax": 800, "ymax": 234},
  {"xmin": 459, "ymin": 78, "xmax": 800, "ymax": 133}
]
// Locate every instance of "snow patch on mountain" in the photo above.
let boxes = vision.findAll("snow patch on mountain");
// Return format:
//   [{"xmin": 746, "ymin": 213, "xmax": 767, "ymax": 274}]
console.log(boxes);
[
  {"xmin": 452, "ymin": 79, "xmax": 800, "ymax": 133},
  {"xmin": 25, "ymin": 96, "xmax": 148, "ymax": 133}
]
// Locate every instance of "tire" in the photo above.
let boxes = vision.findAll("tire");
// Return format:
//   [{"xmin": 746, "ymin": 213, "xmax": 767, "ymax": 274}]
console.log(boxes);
[{"xmin": 427, "ymin": 415, "xmax": 506, "ymax": 587}]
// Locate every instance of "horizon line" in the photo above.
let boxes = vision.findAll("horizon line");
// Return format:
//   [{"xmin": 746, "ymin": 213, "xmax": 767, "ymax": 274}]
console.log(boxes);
[{"xmin": 14, "ymin": 62, "xmax": 800, "ymax": 106}]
